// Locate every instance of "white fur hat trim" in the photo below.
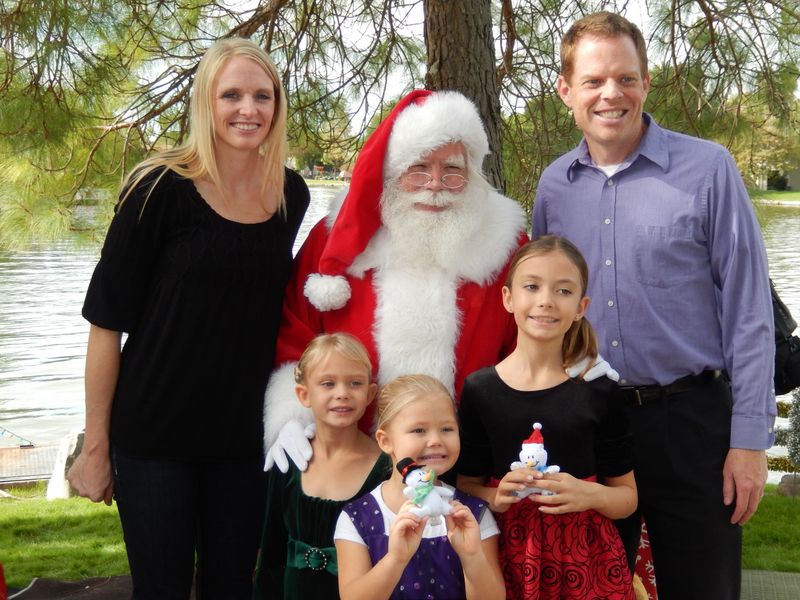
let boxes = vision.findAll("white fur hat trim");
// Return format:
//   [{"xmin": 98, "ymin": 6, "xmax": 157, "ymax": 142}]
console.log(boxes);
[
  {"xmin": 304, "ymin": 273, "xmax": 351, "ymax": 311},
  {"xmin": 384, "ymin": 91, "xmax": 489, "ymax": 182}
]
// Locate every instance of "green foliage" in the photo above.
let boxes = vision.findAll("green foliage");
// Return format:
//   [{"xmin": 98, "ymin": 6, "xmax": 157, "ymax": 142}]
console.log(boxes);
[
  {"xmin": 0, "ymin": 0, "xmax": 798, "ymax": 235},
  {"xmin": 778, "ymin": 401, "xmax": 792, "ymax": 418},
  {"xmin": 0, "ymin": 491, "xmax": 127, "ymax": 588},
  {"xmin": 788, "ymin": 390, "xmax": 800, "ymax": 468},
  {"xmin": 768, "ymin": 456, "xmax": 798, "ymax": 473}
]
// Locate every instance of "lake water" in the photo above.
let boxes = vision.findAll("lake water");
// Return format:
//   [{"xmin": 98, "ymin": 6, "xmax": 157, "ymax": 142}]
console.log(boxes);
[
  {"xmin": 0, "ymin": 184, "xmax": 338, "ymax": 447},
  {"xmin": 0, "ymin": 192, "xmax": 798, "ymax": 454}
]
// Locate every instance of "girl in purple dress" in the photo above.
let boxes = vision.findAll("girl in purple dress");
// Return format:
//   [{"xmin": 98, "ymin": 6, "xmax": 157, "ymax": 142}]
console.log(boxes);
[{"xmin": 334, "ymin": 374, "xmax": 504, "ymax": 600}]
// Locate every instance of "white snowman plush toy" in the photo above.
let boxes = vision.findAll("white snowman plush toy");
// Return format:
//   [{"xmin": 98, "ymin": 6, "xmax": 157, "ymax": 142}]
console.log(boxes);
[
  {"xmin": 510, "ymin": 422, "xmax": 561, "ymax": 497},
  {"xmin": 398, "ymin": 457, "xmax": 454, "ymax": 525}
]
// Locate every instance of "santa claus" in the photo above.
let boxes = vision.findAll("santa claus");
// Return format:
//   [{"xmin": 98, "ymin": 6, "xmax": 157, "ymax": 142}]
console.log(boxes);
[{"xmin": 262, "ymin": 90, "xmax": 528, "ymax": 469}]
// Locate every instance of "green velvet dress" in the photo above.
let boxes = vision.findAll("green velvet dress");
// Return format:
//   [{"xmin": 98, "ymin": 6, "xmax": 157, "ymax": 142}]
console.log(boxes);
[{"xmin": 254, "ymin": 452, "xmax": 392, "ymax": 599}]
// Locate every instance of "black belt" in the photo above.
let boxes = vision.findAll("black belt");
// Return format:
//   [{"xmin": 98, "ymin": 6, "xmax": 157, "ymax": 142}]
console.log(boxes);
[{"xmin": 620, "ymin": 370, "xmax": 721, "ymax": 406}]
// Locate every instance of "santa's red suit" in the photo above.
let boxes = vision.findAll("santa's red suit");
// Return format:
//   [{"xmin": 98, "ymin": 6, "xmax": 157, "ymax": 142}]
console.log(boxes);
[{"xmin": 263, "ymin": 90, "xmax": 528, "ymax": 447}]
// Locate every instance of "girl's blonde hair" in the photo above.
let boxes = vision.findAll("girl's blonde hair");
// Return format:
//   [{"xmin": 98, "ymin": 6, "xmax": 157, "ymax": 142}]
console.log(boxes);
[
  {"xmin": 375, "ymin": 374, "xmax": 453, "ymax": 432},
  {"xmin": 505, "ymin": 235, "xmax": 598, "ymax": 375},
  {"xmin": 120, "ymin": 37, "xmax": 288, "ymax": 216},
  {"xmin": 294, "ymin": 333, "xmax": 373, "ymax": 384}
]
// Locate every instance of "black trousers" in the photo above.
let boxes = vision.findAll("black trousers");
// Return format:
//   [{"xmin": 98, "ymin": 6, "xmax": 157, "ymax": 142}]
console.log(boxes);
[
  {"xmin": 617, "ymin": 375, "xmax": 741, "ymax": 600},
  {"xmin": 112, "ymin": 448, "xmax": 267, "ymax": 600}
]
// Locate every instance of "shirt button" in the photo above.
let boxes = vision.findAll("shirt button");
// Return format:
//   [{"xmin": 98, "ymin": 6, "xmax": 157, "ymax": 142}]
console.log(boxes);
[
  {"xmin": 611, "ymin": 340, "xmax": 620, "ymax": 347},
  {"xmin": 604, "ymin": 218, "xmax": 611, "ymax": 224},
  {"xmin": 608, "ymin": 300, "xmax": 615, "ymax": 307},
  {"xmin": 620, "ymin": 378, "xmax": 628, "ymax": 385},
  {"xmin": 605, "ymin": 259, "xmax": 612, "ymax": 266},
  {"xmin": 607, "ymin": 179, "xmax": 614, "ymax": 186}
]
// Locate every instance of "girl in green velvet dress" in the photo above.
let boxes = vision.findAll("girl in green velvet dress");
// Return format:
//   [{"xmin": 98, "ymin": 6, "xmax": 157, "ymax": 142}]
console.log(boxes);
[{"xmin": 254, "ymin": 333, "xmax": 391, "ymax": 599}]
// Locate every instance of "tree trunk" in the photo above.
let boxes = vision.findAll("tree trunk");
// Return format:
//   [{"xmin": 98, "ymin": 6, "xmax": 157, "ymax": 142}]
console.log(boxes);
[{"xmin": 423, "ymin": 0, "xmax": 504, "ymax": 191}]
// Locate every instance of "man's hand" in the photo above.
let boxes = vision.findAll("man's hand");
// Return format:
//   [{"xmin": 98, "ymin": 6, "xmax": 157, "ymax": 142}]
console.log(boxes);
[
  {"xmin": 567, "ymin": 354, "xmax": 620, "ymax": 382},
  {"xmin": 264, "ymin": 420, "xmax": 316, "ymax": 472},
  {"xmin": 67, "ymin": 450, "xmax": 113, "ymax": 506},
  {"xmin": 723, "ymin": 448, "xmax": 767, "ymax": 525}
]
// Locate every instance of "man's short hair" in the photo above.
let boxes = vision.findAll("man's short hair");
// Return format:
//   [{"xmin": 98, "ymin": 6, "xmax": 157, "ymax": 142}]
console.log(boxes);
[{"xmin": 560, "ymin": 11, "xmax": 648, "ymax": 82}]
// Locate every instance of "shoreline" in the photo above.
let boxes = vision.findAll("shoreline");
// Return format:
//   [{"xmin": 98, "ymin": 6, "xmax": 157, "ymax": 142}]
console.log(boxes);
[{"xmin": 753, "ymin": 199, "xmax": 800, "ymax": 206}]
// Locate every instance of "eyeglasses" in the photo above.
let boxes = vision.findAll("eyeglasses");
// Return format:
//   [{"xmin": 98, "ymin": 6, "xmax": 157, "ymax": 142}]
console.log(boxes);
[{"xmin": 403, "ymin": 172, "xmax": 467, "ymax": 189}]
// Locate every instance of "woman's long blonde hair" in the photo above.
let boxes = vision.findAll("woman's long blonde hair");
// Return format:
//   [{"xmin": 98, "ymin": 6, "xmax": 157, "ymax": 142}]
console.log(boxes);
[{"xmin": 120, "ymin": 37, "xmax": 288, "ymax": 215}]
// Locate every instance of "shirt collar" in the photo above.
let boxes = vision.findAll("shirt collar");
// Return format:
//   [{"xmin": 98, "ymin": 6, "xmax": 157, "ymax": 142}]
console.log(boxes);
[{"xmin": 566, "ymin": 113, "xmax": 670, "ymax": 181}]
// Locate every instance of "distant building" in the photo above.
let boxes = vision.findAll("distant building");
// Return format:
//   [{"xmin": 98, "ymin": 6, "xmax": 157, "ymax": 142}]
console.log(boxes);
[{"xmin": 787, "ymin": 168, "xmax": 800, "ymax": 191}]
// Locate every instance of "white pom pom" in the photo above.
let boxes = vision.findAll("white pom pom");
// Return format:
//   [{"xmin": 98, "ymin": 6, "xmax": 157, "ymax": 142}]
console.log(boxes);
[{"xmin": 304, "ymin": 273, "xmax": 351, "ymax": 311}]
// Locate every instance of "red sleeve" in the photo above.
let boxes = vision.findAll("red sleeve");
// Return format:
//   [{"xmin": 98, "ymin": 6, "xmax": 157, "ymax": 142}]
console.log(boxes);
[{"xmin": 273, "ymin": 218, "xmax": 330, "ymax": 367}]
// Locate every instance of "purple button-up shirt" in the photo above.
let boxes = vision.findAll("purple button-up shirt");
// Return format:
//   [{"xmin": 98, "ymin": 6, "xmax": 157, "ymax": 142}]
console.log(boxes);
[{"xmin": 533, "ymin": 114, "xmax": 776, "ymax": 449}]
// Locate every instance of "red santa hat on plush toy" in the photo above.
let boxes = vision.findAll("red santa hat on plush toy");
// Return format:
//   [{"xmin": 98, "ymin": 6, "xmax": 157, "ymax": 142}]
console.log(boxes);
[
  {"xmin": 523, "ymin": 422, "xmax": 546, "ymax": 448},
  {"xmin": 303, "ymin": 89, "xmax": 491, "ymax": 311}
]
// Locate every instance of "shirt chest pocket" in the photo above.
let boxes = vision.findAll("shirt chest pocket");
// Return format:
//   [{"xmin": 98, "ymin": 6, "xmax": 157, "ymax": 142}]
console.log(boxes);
[{"xmin": 632, "ymin": 224, "xmax": 707, "ymax": 288}]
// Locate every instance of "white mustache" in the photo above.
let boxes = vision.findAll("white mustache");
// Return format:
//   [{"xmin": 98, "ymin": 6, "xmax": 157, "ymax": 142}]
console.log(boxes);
[{"xmin": 406, "ymin": 189, "xmax": 457, "ymax": 208}]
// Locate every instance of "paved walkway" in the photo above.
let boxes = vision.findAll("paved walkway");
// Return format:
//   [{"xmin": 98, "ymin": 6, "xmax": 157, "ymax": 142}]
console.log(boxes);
[
  {"xmin": 742, "ymin": 569, "xmax": 800, "ymax": 600},
  {"xmin": 6, "ymin": 570, "xmax": 799, "ymax": 599},
  {"xmin": 0, "ymin": 445, "xmax": 58, "ymax": 487}
]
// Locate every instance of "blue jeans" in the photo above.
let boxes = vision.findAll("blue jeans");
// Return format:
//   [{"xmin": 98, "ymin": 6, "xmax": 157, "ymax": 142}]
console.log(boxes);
[{"xmin": 112, "ymin": 448, "xmax": 266, "ymax": 600}]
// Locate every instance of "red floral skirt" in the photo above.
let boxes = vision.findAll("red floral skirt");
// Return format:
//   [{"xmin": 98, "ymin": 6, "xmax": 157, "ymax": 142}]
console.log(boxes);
[{"xmin": 495, "ymin": 499, "xmax": 634, "ymax": 600}]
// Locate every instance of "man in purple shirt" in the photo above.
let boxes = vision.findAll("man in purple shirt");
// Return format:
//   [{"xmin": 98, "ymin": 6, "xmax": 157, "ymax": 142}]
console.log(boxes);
[{"xmin": 532, "ymin": 11, "xmax": 776, "ymax": 600}]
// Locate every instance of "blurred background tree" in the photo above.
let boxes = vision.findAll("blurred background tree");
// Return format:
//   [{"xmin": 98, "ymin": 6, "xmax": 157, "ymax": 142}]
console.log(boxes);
[{"xmin": 1, "ymin": 0, "xmax": 798, "ymax": 244}]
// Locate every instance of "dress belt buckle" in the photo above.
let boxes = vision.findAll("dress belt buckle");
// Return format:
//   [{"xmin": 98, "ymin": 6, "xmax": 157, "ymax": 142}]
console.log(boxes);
[{"xmin": 304, "ymin": 547, "xmax": 328, "ymax": 571}]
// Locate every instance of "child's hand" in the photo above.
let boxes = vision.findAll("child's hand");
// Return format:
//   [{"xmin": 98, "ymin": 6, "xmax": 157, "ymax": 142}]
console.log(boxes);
[
  {"xmin": 492, "ymin": 468, "xmax": 542, "ymax": 512},
  {"xmin": 529, "ymin": 472, "xmax": 599, "ymax": 514},
  {"xmin": 445, "ymin": 500, "xmax": 481, "ymax": 558},
  {"xmin": 388, "ymin": 501, "xmax": 427, "ymax": 563}
]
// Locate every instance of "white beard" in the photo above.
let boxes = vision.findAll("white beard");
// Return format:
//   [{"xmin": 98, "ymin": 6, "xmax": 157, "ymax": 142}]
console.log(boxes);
[
  {"xmin": 369, "ymin": 178, "xmax": 490, "ymax": 393},
  {"xmin": 379, "ymin": 178, "xmax": 488, "ymax": 273}
]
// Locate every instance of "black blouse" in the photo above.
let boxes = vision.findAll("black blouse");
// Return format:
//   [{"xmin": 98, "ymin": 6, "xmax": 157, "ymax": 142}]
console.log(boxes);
[
  {"xmin": 457, "ymin": 367, "xmax": 633, "ymax": 481},
  {"xmin": 83, "ymin": 167, "xmax": 309, "ymax": 460}
]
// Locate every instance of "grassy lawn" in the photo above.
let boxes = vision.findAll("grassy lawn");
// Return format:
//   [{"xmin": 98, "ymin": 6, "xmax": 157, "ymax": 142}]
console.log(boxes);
[
  {"xmin": 302, "ymin": 178, "xmax": 347, "ymax": 187},
  {"xmin": 749, "ymin": 189, "xmax": 800, "ymax": 202},
  {"xmin": 0, "ymin": 483, "xmax": 128, "ymax": 589},
  {"xmin": 742, "ymin": 483, "xmax": 800, "ymax": 572},
  {"xmin": 1, "ymin": 482, "xmax": 797, "ymax": 589}
]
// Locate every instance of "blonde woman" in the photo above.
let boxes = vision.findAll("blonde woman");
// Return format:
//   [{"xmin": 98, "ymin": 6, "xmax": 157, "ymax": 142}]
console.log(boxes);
[{"xmin": 68, "ymin": 38, "xmax": 309, "ymax": 599}]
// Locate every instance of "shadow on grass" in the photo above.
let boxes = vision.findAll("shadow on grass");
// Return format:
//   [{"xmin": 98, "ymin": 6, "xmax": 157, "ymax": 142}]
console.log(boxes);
[{"xmin": 0, "ymin": 498, "xmax": 128, "ymax": 588}]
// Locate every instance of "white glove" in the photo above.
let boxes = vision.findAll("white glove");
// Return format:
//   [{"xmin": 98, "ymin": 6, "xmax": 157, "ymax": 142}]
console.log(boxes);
[
  {"xmin": 264, "ymin": 420, "xmax": 316, "ymax": 473},
  {"xmin": 567, "ymin": 354, "xmax": 620, "ymax": 382}
]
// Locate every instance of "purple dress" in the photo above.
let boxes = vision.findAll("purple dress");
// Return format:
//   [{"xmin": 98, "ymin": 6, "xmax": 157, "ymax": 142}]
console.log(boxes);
[{"xmin": 341, "ymin": 489, "xmax": 485, "ymax": 600}]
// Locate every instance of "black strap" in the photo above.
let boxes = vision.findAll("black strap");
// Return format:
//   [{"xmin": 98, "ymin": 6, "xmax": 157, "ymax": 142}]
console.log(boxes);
[{"xmin": 772, "ymin": 278, "xmax": 797, "ymax": 340}]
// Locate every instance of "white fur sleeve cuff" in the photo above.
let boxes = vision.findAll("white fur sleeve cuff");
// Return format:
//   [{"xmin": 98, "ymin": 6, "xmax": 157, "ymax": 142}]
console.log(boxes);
[{"xmin": 263, "ymin": 362, "xmax": 313, "ymax": 450}]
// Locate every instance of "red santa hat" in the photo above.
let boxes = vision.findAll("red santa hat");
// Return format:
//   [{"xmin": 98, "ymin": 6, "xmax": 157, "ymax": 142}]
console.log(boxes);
[
  {"xmin": 522, "ymin": 422, "xmax": 545, "ymax": 447},
  {"xmin": 303, "ymin": 89, "xmax": 490, "ymax": 311}
]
